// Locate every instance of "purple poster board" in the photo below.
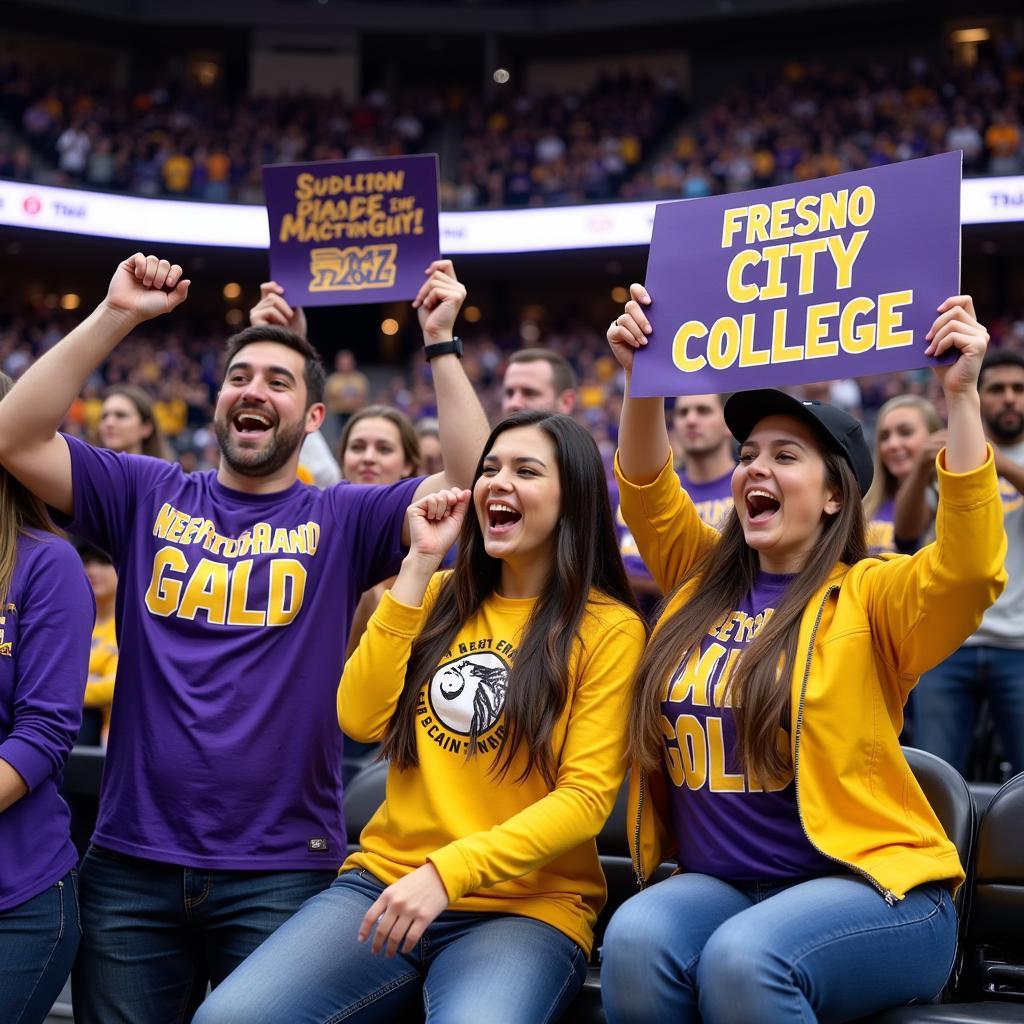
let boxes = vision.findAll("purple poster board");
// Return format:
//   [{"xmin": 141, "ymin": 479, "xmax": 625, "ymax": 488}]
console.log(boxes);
[
  {"xmin": 632, "ymin": 151, "xmax": 962, "ymax": 397},
  {"xmin": 262, "ymin": 154, "xmax": 440, "ymax": 307}
]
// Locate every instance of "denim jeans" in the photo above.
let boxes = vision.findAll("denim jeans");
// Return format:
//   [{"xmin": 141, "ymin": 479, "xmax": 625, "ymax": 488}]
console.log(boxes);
[
  {"xmin": 600, "ymin": 872, "xmax": 956, "ymax": 1024},
  {"xmin": 72, "ymin": 845, "xmax": 335, "ymax": 1024},
  {"xmin": 0, "ymin": 869, "xmax": 80, "ymax": 1024},
  {"xmin": 914, "ymin": 644, "xmax": 1024, "ymax": 776},
  {"xmin": 193, "ymin": 868, "xmax": 588, "ymax": 1024}
]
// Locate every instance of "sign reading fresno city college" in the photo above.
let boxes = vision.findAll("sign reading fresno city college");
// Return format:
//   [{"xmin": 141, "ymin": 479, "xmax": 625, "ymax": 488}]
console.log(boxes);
[
  {"xmin": 631, "ymin": 151, "xmax": 962, "ymax": 397},
  {"xmin": 261, "ymin": 154, "xmax": 441, "ymax": 307}
]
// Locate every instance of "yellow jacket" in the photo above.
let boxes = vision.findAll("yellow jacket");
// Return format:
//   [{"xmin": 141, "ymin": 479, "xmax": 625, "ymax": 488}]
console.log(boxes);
[
  {"xmin": 338, "ymin": 575, "xmax": 647, "ymax": 955},
  {"xmin": 616, "ymin": 447, "xmax": 1007, "ymax": 901}
]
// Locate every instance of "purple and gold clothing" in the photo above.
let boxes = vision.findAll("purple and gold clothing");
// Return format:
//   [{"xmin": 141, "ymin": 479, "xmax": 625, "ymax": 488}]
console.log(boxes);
[
  {"xmin": 867, "ymin": 497, "xmax": 897, "ymax": 556},
  {"xmin": 610, "ymin": 469, "xmax": 733, "ymax": 592},
  {"xmin": 661, "ymin": 571, "xmax": 836, "ymax": 881},
  {"xmin": 62, "ymin": 436, "xmax": 420, "ymax": 870},
  {"xmin": 0, "ymin": 531, "xmax": 93, "ymax": 911}
]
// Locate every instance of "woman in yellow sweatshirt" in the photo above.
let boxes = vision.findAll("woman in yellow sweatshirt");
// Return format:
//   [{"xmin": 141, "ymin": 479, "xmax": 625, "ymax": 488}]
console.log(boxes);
[
  {"xmin": 196, "ymin": 411, "xmax": 647, "ymax": 1024},
  {"xmin": 598, "ymin": 288, "xmax": 1005, "ymax": 1024}
]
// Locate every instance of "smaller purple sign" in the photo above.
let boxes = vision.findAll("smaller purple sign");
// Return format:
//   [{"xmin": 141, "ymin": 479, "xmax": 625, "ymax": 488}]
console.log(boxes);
[
  {"xmin": 632, "ymin": 152, "xmax": 962, "ymax": 397},
  {"xmin": 262, "ymin": 154, "xmax": 440, "ymax": 307}
]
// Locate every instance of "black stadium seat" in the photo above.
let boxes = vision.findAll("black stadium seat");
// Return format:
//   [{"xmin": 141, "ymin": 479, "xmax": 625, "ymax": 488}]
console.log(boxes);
[{"xmin": 342, "ymin": 758, "xmax": 388, "ymax": 854}]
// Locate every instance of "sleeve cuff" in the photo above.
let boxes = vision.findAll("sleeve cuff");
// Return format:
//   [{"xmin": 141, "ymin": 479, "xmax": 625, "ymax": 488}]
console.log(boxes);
[
  {"xmin": 935, "ymin": 445, "xmax": 1000, "ymax": 508},
  {"xmin": 0, "ymin": 736, "xmax": 52, "ymax": 792},
  {"xmin": 371, "ymin": 588, "xmax": 429, "ymax": 636},
  {"xmin": 427, "ymin": 843, "xmax": 473, "ymax": 902}
]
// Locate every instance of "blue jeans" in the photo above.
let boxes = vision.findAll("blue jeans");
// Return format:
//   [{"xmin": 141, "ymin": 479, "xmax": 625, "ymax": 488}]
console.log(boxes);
[
  {"xmin": 193, "ymin": 869, "xmax": 588, "ymax": 1024},
  {"xmin": 0, "ymin": 869, "xmax": 80, "ymax": 1024},
  {"xmin": 914, "ymin": 644, "xmax": 1024, "ymax": 775},
  {"xmin": 600, "ymin": 873, "xmax": 956, "ymax": 1024},
  {"xmin": 72, "ymin": 845, "xmax": 335, "ymax": 1024}
]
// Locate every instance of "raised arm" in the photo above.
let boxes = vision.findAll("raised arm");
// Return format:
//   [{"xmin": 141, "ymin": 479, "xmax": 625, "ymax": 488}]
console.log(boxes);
[
  {"xmin": 0, "ymin": 255, "xmax": 189, "ymax": 514},
  {"xmin": 338, "ymin": 488, "xmax": 469, "ymax": 742},
  {"xmin": 411, "ymin": 261, "xmax": 490, "ymax": 501},
  {"xmin": 608, "ymin": 283, "xmax": 672, "ymax": 485},
  {"xmin": 868, "ymin": 296, "xmax": 1006, "ymax": 679}
]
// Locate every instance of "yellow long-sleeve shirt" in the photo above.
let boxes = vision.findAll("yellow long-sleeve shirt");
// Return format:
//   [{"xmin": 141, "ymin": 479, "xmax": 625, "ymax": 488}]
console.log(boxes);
[{"xmin": 338, "ymin": 575, "xmax": 646, "ymax": 955}]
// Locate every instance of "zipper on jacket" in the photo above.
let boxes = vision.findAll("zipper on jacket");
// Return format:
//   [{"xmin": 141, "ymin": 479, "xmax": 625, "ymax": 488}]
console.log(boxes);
[
  {"xmin": 631, "ymin": 768, "xmax": 647, "ymax": 888},
  {"xmin": 793, "ymin": 584, "xmax": 900, "ymax": 906}
]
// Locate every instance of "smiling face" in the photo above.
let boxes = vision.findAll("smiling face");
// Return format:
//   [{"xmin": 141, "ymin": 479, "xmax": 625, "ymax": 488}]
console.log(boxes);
[
  {"xmin": 342, "ymin": 416, "xmax": 413, "ymax": 485},
  {"xmin": 732, "ymin": 414, "xmax": 841, "ymax": 574},
  {"xmin": 99, "ymin": 393, "xmax": 152, "ymax": 455},
  {"xmin": 877, "ymin": 405, "xmax": 931, "ymax": 482},
  {"xmin": 214, "ymin": 341, "xmax": 317, "ymax": 478},
  {"xmin": 473, "ymin": 424, "xmax": 561, "ymax": 569}
]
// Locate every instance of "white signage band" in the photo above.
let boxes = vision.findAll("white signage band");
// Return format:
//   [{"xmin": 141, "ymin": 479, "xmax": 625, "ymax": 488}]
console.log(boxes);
[{"xmin": 0, "ymin": 176, "xmax": 1021, "ymax": 254}]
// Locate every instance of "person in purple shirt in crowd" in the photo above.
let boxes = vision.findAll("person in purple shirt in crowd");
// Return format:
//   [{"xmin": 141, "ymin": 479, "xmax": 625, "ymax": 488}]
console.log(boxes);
[
  {"xmin": 0, "ymin": 370, "xmax": 94, "ymax": 1024},
  {"xmin": 611, "ymin": 394, "xmax": 735, "ymax": 616},
  {"xmin": 0, "ymin": 254, "xmax": 489, "ymax": 1024}
]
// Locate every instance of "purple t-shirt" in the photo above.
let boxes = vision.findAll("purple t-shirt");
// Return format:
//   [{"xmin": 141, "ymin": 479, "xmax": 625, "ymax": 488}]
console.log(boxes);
[
  {"xmin": 0, "ymin": 530, "xmax": 93, "ymax": 910},
  {"xmin": 63, "ymin": 436, "xmax": 420, "ymax": 869},
  {"xmin": 678, "ymin": 469, "xmax": 735, "ymax": 530},
  {"xmin": 661, "ymin": 571, "xmax": 836, "ymax": 881}
]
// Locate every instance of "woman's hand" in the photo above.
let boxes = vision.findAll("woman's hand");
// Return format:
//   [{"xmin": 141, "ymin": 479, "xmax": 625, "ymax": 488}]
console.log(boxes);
[
  {"xmin": 406, "ymin": 488, "xmax": 470, "ymax": 564},
  {"xmin": 607, "ymin": 283, "xmax": 652, "ymax": 373},
  {"xmin": 358, "ymin": 863, "xmax": 450, "ymax": 957},
  {"xmin": 925, "ymin": 296, "xmax": 989, "ymax": 399}
]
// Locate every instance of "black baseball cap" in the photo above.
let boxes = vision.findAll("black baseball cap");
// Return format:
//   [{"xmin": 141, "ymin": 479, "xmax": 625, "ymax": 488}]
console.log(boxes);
[{"xmin": 723, "ymin": 389, "xmax": 874, "ymax": 496}]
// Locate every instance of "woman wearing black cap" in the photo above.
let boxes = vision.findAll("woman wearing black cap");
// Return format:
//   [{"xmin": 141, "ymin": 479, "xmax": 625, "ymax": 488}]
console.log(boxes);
[{"xmin": 598, "ymin": 284, "xmax": 1006, "ymax": 1024}]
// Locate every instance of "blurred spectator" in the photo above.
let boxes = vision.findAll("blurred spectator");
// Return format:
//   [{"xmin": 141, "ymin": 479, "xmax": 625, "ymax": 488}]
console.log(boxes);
[{"xmin": 323, "ymin": 350, "xmax": 370, "ymax": 443}]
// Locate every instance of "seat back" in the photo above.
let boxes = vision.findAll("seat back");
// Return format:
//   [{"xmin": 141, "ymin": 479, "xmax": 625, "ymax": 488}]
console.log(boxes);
[
  {"xmin": 342, "ymin": 759, "xmax": 389, "ymax": 853},
  {"xmin": 963, "ymin": 772, "xmax": 1024, "ymax": 1003},
  {"xmin": 903, "ymin": 746, "xmax": 976, "ymax": 914}
]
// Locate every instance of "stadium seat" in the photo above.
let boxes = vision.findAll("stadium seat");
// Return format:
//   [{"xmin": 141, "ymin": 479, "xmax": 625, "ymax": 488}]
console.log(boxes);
[
  {"xmin": 342, "ymin": 758, "xmax": 388, "ymax": 854},
  {"xmin": 566, "ymin": 750, "xmax": 1005, "ymax": 1024}
]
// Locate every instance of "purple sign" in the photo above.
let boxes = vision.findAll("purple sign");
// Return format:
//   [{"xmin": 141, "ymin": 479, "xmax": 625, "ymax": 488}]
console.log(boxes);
[
  {"xmin": 262, "ymin": 154, "xmax": 440, "ymax": 307},
  {"xmin": 632, "ymin": 152, "xmax": 962, "ymax": 397}
]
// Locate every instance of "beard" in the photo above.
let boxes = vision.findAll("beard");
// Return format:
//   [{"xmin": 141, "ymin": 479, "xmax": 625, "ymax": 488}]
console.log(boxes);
[
  {"xmin": 985, "ymin": 409, "xmax": 1024, "ymax": 445},
  {"xmin": 215, "ymin": 413, "xmax": 307, "ymax": 478}
]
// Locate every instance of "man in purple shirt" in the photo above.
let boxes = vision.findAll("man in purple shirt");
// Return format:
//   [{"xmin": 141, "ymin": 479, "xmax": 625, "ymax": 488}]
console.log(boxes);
[{"xmin": 0, "ymin": 253, "xmax": 489, "ymax": 1023}]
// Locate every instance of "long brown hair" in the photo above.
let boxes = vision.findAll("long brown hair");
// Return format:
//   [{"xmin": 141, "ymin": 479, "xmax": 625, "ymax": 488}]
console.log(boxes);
[
  {"xmin": 0, "ymin": 372, "xmax": 62, "ymax": 601},
  {"xmin": 380, "ymin": 411, "xmax": 641, "ymax": 787},
  {"xmin": 629, "ymin": 449, "xmax": 867, "ymax": 787},
  {"xmin": 101, "ymin": 385, "xmax": 172, "ymax": 461},
  {"xmin": 862, "ymin": 395, "xmax": 941, "ymax": 520}
]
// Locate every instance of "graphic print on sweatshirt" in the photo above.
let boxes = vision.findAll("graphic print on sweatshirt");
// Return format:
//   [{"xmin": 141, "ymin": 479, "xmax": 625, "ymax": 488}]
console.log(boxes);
[{"xmin": 417, "ymin": 637, "xmax": 519, "ymax": 756}]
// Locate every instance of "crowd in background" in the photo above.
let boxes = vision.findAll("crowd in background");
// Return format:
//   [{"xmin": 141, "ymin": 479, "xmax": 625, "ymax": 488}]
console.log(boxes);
[
  {"xmin": 3, "ymin": 302, "xmax": 1024, "ymax": 476},
  {"xmin": 1, "ymin": 32, "xmax": 1022, "ymax": 208}
]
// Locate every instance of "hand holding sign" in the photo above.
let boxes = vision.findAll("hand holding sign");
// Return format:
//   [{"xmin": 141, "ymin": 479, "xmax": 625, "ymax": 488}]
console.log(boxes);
[
  {"xmin": 250, "ymin": 281, "xmax": 308, "ymax": 339},
  {"xmin": 607, "ymin": 283, "xmax": 652, "ymax": 374},
  {"xmin": 413, "ymin": 260, "xmax": 467, "ymax": 344},
  {"xmin": 925, "ymin": 295, "xmax": 989, "ymax": 398}
]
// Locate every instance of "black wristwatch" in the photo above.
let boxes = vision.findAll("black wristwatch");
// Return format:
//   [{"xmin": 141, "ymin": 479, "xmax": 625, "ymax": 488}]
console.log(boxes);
[{"xmin": 423, "ymin": 337, "xmax": 463, "ymax": 361}]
